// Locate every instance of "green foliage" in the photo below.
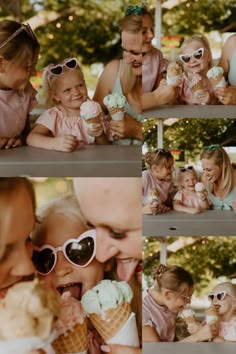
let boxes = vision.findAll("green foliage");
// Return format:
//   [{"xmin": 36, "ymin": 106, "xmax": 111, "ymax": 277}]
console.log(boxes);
[
  {"xmin": 143, "ymin": 118, "xmax": 236, "ymax": 161},
  {"xmin": 143, "ymin": 236, "xmax": 236, "ymax": 294}
]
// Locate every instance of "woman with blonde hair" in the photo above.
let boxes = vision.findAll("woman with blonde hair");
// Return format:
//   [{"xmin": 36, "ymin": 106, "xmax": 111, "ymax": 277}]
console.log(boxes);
[
  {"xmin": 200, "ymin": 145, "xmax": 236, "ymax": 210},
  {"xmin": 93, "ymin": 5, "xmax": 142, "ymax": 145}
]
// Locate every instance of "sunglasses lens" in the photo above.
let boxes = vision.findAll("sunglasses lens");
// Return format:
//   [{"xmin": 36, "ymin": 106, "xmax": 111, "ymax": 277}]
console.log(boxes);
[
  {"xmin": 217, "ymin": 292, "xmax": 225, "ymax": 300},
  {"xmin": 66, "ymin": 236, "xmax": 95, "ymax": 267},
  {"xmin": 194, "ymin": 50, "xmax": 203, "ymax": 60},
  {"xmin": 208, "ymin": 294, "xmax": 214, "ymax": 301},
  {"xmin": 181, "ymin": 55, "xmax": 190, "ymax": 63},
  {"xmin": 32, "ymin": 248, "xmax": 55, "ymax": 274},
  {"xmin": 66, "ymin": 59, "xmax": 77, "ymax": 69},
  {"xmin": 50, "ymin": 66, "xmax": 63, "ymax": 75}
]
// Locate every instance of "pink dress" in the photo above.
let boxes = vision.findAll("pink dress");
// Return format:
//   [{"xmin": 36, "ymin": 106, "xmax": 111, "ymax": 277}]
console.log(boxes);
[
  {"xmin": 219, "ymin": 320, "xmax": 236, "ymax": 341},
  {"xmin": 143, "ymin": 289, "xmax": 177, "ymax": 342},
  {"xmin": 36, "ymin": 105, "xmax": 98, "ymax": 144},
  {"xmin": 142, "ymin": 47, "xmax": 167, "ymax": 93},
  {"xmin": 142, "ymin": 169, "xmax": 173, "ymax": 206},
  {"xmin": 174, "ymin": 190, "xmax": 202, "ymax": 208},
  {"xmin": 0, "ymin": 82, "xmax": 37, "ymax": 137},
  {"xmin": 180, "ymin": 73, "xmax": 218, "ymax": 104}
]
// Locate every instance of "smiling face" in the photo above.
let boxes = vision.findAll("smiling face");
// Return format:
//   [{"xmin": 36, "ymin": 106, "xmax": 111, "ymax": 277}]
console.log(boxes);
[
  {"xmin": 0, "ymin": 186, "xmax": 35, "ymax": 290},
  {"xmin": 34, "ymin": 213, "xmax": 105, "ymax": 300},
  {"xmin": 121, "ymin": 30, "xmax": 142, "ymax": 77},
  {"xmin": 179, "ymin": 170, "xmax": 198, "ymax": 192},
  {"xmin": 165, "ymin": 284, "xmax": 194, "ymax": 314},
  {"xmin": 181, "ymin": 41, "xmax": 210, "ymax": 75},
  {"xmin": 142, "ymin": 13, "xmax": 154, "ymax": 54},
  {"xmin": 74, "ymin": 177, "xmax": 142, "ymax": 282},
  {"xmin": 202, "ymin": 158, "xmax": 222, "ymax": 184},
  {"xmin": 151, "ymin": 157, "xmax": 174, "ymax": 181},
  {"xmin": 51, "ymin": 69, "xmax": 88, "ymax": 113}
]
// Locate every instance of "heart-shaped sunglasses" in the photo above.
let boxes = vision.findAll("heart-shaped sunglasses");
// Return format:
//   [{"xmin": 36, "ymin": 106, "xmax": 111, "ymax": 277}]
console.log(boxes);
[
  {"xmin": 179, "ymin": 48, "xmax": 205, "ymax": 64},
  {"xmin": 32, "ymin": 229, "xmax": 96, "ymax": 275}
]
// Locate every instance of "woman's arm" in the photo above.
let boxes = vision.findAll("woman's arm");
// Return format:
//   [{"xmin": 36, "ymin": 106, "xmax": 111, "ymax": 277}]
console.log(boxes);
[
  {"xmin": 218, "ymin": 34, "xmax": 236, "ymax": 78},
  {"xmin": 142, "ymin": 84, "xmax": 179, "ymax": 110},
  {"xmin": 93, "ymin": 60, "xmax": 120, "ymax": 112},
  {"xmin": 142, "ymin": 324, "xmax": 161, "ymax": 342}
]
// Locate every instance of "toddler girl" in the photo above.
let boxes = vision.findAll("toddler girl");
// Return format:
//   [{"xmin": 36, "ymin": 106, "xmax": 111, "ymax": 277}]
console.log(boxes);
[
  {"xmin": 179, "ymin": 35, "xmax": 218, "ymax": 105},
  {"xmin": 142, "ymin": 4, "xmax": 167, "ymax": 93},
  {"xmin": 0, "ymin": 20, "xmax": 39, "ymax": 149},
  {"xmin": 208, "ymin": 282, "xmax": 236, "ymax": 342},
  {"xmin": 31, "ymin": 193, "xmax": 114, "ymax": 354},
  {"xmin": 27, "ymin": 58, "xmax": 108, "ymax": 151},
  {"xmin": 142, "ymin": 148, "xmax": 174, "ymax": 214},
  {"xmin": 173, "ymin": 166, "xmax": 210, "ymax": 214},
  {"xmin": 142, "ymin": 264, "xmax": 216, "ymax": 342}
]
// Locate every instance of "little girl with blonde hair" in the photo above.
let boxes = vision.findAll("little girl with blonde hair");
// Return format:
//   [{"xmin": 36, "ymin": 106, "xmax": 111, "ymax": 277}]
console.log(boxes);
[
  {"xmin": 173, "ymin": 166, "xmax": 210, "ymax": 214},
  {"xmin": 142, "ymin": 148, "xmax": 174, "ymax": 214},
  {"xmin": 27, "ymin": 58, "xmax": 108, "ymax": 151}
]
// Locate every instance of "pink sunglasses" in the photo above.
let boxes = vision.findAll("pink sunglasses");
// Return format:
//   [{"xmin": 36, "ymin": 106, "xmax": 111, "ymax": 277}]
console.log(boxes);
[{"xmin": 32, "ymin": 229, "xmax": 96, "ymax": 275}]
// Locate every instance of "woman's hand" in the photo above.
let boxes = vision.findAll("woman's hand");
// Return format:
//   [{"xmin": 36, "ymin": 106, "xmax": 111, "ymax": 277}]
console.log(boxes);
[
  {"xmin": 87, "ymin": 123, "xmax": 104, "ymax": 137},
  {"xmin": 187, "ymin": 322, "xmax": 203, "ymax": 335},
  {"xmin": 0, "ymin": 136, "xmax": 23, "ymax": 149},
  {"xmin": 196, "ymin": 89, "xmax": 210, "ymax": 105},
  {"xmin": 195, "ymin": 321, "xmax": 218, "ymax": 341},
  {"xmin": 109, "ymin": 114, "xmax": 142, "ymax": 140},
  {"xmin": 214, "ymin": 86, "xmax": 236, "ymax": 105}
]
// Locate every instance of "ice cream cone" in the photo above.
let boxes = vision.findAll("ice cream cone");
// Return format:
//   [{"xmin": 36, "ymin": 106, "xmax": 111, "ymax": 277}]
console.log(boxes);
[
  {"xmin": 191, "ymin": 80, "xmax": 203, "ymax": 93},
  {"xmin": 183, "ymin": 315, "xmax": 196, "ymax": 324},
  {"xmin": 209, "ymin": 75, "xmax": 224, "ymax": 87},
  {"xmin": 52, "ymin": 319, "xmax": 88, "ymax": 354},
  {"xmin": 166, "ymin": 61, "xmax": 183, "ymax": 86},
  {"xmin": 108, "ymin": 107, "xmax": 125, "ymax": 121},
  {"xmin": 205, "ymin": 306, "xmax": 218, "ymax": 324},
  {"xmin": 89, "ymin": 302, "xmax": 131, "ymax": 341},
  {"xmin": 207, "ymin": 66, "xmax": 226, "ymax": 88},
  {"xmin": 85, "ymin": 114, "xmax": 101, "ymax": 125}
]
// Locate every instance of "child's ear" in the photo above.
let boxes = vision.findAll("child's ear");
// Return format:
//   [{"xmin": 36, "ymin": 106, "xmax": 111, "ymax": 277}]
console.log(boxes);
[
  {"xmin": 50, "ymin": 90, "xmax": 60, "ymax": 102},
  {"xmin": 163, "ymin": 289, "xmax": 173, "ymax": 300},
  {"xmin": 104, "ymin": 258, "xmax": 115, "ymax": 272}
]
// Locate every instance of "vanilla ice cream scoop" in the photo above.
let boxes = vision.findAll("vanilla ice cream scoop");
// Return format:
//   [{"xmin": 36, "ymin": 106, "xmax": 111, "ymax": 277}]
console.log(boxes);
[
  {"xmin": 103, "ymin": 93, "xmax": 126, "ymax": 120},
  {"xmin": 181, "ymin": 309, "xmax": 196, "ymax": 324},
  {"xmin": 195, "ymin": 182, "xmax": 205, "ymax": 192},
  {"xmin": 205, "ymin": 306, "xmax": 219, "ymax": 323}
]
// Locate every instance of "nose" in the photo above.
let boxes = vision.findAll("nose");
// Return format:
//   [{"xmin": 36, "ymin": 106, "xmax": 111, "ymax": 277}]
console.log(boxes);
[
  {"xmin": 95, "ymin": 227, "xmax": 119, "ymax": 263},
  {"xmin": 147, "ymin": 29, "xmax": 154, "ymax": 40},
  {"xmin": 53, "ymin": 251, "xmax": 72, "ymax": 276},
  {"xmin": 12, "ymin": 246, "xmax": 35, "ymax": 277}
]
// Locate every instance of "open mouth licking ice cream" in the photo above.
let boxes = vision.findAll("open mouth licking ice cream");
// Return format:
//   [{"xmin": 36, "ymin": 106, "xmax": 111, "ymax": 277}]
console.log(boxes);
[
  {"xmin": 52, "ymin": 291, "xmax": 88, "ymax": 354},
  {"xmin": 0, "ymin": 279, "xmax": 60, "ymax": 353},
  {"xmin": 166, "ymin": 61, "xmax": 183, "ymax": 86},
  {"xmin": 80, "ymin": 100, "xmax": 102, "ymax": 126},
  {"xmin": 205, "ymin": 306, "xmax": 219, "ymax": 324},
  {"xmin": 103, "ymin": 93, "xmax": 126, "ymax": 121},
  {"xmin": 207, "ymin": 66, "xmax": 226, "ymax": 88},
  {"xmin": 81, "ymin": 279, "xmax": 139, "ymax": 347}
]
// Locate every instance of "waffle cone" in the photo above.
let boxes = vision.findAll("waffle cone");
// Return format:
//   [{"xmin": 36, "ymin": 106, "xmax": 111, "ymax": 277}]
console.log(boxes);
[
  {"xmin": 52, "ymin": 319, "xmax": 88, "ymax": 354},
  {"xmin": 183, "ymin": 315, "xmax": 196, "ymax": 324},
  {"xmin": 191, "ymin": 80, "xmax": 203, "ymax": 92},
  {"xmin": 85, "ymin": 114, "xmax": 101, "ymax": 124},
  {"xmin": 209, "ymin": 74, "xmax": 224, "ymax": 87},
  {"xmin": 89, "ymin": 302, "xmax": 131, "ymax": 341},
  {"xmin": 108, "ymin": 107, "xmax": 124, "ymax": 115}
]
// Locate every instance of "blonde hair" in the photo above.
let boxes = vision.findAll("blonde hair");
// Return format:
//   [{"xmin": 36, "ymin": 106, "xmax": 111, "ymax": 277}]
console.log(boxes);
[
  {"xmin": 31, "ymin": 193, "xmax": 88, "ymax": 244},
  {"xmin": 200, "ymin": 146, "xmax": 234, "ymax": 197},
  {"xmin": 152, "ymin": 264, "xmax": 194, "ymax": 293},
  {"xmin": 145, "ymin": 148, "xmax": 174, "ymax": 169},
  {"xmin": 177, "ymin": 167, "xmax": 198, "ymax": 191},
  {"xmin": 213, "ymin": 282, "xmax": 236, "ymax": 298},
  {"xmin": 42, "ymin": 60, "xmax": 86, "ymax": 108},
  {"xmin": 119, "ymin": 11, "xmax": 142, "ymax": 96},
  {"xmin": 181, "ymin": 34, "xmax": 213, "ymax": 69},
  {"xmin": 0, "ymin": 20, "xmax": 39, "ymax": 67}
]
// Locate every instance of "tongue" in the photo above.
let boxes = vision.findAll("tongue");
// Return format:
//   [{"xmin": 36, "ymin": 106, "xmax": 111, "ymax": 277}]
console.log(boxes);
[
  {"xmin": 62, "ymin": 284, "xmax": 81, "ymax": 300},
  {"xmin": 116, "ymin": 259, "xmax": 140, "ymax": 282}
]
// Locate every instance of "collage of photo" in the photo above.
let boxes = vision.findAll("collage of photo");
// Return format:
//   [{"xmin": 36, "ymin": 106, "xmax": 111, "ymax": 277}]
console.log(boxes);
[{"xmin": 0, "ymin": 1, "xmax": 236, "ymax": 354}]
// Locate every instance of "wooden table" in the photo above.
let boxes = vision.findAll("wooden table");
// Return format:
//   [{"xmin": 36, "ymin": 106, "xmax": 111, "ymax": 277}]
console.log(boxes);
[
  {"xmin": 0, "ymin": 145, "xmax": 141, "ymax": 177},
  {"xmin": 143, "ymin": 210, "xmax": 236, "ymax": 236},
  {"xmin": 144, "ymin": 105, "xmax": 236, "ymax": 119},
  {"xmin": 143, "ymin": 343, "xmax": 236, "ymax": 354}
]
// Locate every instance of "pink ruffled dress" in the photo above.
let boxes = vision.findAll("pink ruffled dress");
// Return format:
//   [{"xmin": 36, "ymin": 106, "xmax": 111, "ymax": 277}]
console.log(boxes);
[
  {"xmin": 219, "ymin": 320, "xmax": 236, "ymax": 341},
  {"xmin": 36, "ymin": 104, "xmax": 99, "ymax": 144},
  {"xmin": 174, "ymin": 190, "xmax": 202, "ymax": 208},
  {"xmin": 142, "ymin": 169, "xmax": 173, "ymax": 206}
]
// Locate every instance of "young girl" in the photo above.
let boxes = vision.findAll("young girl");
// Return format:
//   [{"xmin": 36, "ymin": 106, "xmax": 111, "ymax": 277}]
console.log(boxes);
[
  {"xmin": 142, "ymin": 148, "xmax": 174, "ymax": 215},
  {"xmin": 142, "ymin": 4, "xmax": 167, "ymax": 93},
  {"xmin": 188, "ymin": 282, "xmax": 236, "ymax": 342},
  {"xmin": 31, "ymin": 193, "xmax": 116, "ymax": 354},
  {"xmin": 173, "ymin": 166, "xmax": 210, "ymax": 214},
  {"xmin": 179, "ymin": 35, "xmax": 218, "ymax": 105},
  {"xmin": 142, "ymin": 264, "xmax": 217, "ymax": 342},
  {"xmin": 27, "ymin": 58, "xmax": 108, "ymax": 151},
  {"xmin": 0, "ymin": 20, "xmax": 40, "ymax": 149}
]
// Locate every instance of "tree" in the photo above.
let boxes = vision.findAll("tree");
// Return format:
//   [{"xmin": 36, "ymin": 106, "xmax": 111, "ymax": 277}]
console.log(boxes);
[{"xmin": 143, "ymin": 236, "xmax": 236, "ymax": 294}]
